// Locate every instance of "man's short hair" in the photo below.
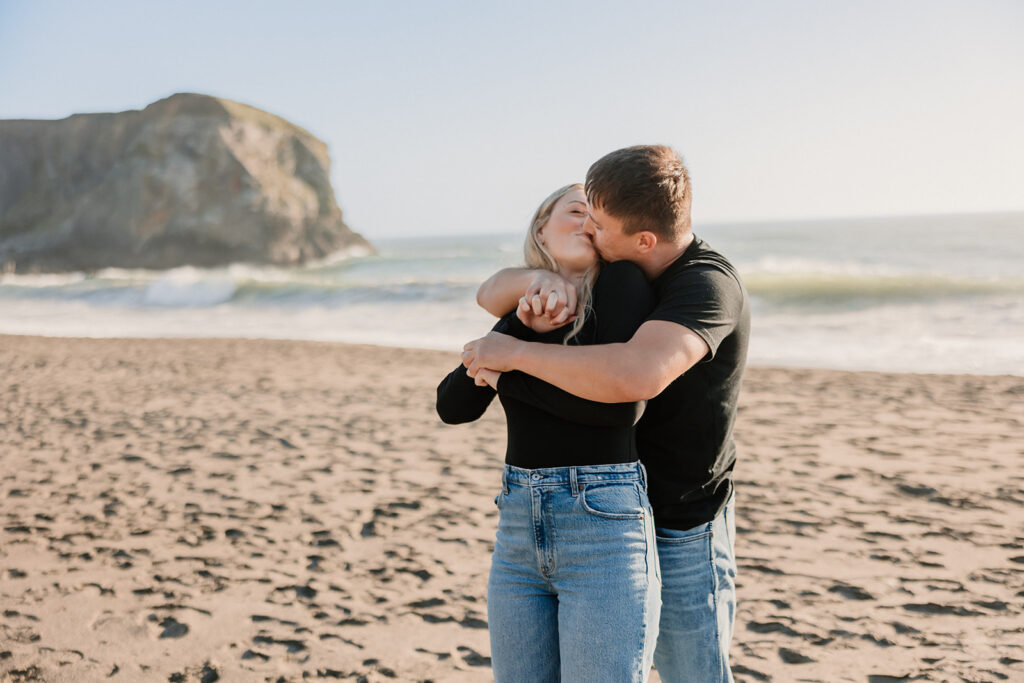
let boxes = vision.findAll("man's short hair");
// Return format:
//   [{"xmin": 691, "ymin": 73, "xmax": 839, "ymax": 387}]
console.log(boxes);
[{"xmin": 585, "ymin": 145, "xmax": 692, "ymax": 241}]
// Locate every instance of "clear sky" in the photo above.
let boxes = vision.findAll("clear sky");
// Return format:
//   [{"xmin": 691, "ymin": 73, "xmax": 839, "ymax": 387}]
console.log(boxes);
[{"xmin": 1, "ymin": 0, "xmax": 1021, "ymax": 239}]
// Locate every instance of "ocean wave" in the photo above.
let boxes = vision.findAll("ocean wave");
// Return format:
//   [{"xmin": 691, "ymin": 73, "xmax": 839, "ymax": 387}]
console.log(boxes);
[
  {"xmin": 0, "ymin": 271, "xmax": 89, "ymax": 287},
  {"xmin": 143, "ymin": 275, "xmax": 238, "ymax": 307},
  {"xmin": 2, "ymin": 268, "xmax": 1021, "ymax": 311},
  {"xmin": 0, "ymin": 275, "xmax": 481, "ymax": 309},
  {"xmin": 744, "ymin": 271, "xmax": 1024, "ymax": 303}
]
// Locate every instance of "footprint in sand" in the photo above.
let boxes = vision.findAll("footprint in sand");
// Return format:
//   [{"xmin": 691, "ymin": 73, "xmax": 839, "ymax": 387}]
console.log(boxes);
[
  {"xmin": 167, "ymin": 662, "xmax": 219, "ymax": 682},
  {"xmin": 778, "ymin": 646, "xmax": 815, "ymax": 664},
  {"xmin": 457, "ymin": 645, "xmax": 491, "ymax": 667},
  {"xmin": 902, "ymin": 602, "xmax": 985, "ymax": 617},
  {"xmin": 361, "ymin": 658, "xmax": 397, "ymax": 678},
  {"xmin": 241, "ymin": 649, "xmax": 269, "ymax": 661},
  {"xmin": 252, "ymin": 633, "xmax": 307, "ymax": 653},
  {"xmin": 828, "ymin": 582, "xmax": 874, "ymax": 600},
  {"xmin": 731, "ymin": 663, "xmax": 771, "ymax": 681},
  {"xmin": 149, "ymin": 615, "xmax": 189, "ymax": 638}
]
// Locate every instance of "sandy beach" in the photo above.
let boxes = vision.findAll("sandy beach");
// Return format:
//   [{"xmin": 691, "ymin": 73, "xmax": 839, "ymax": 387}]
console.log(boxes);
[{"xmin": 1, "ymin": 334, "xmax": 1021, "ymax": 682}]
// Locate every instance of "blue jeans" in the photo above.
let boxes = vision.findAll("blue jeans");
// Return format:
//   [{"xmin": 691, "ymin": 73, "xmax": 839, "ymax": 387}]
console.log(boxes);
[
  {"xmin": 487, "ymin": 462, "xmax": 661, "ymax": 682},
  {"xmin": 653, "ymin": 495, "xmax": 737, "ymax": 683}
]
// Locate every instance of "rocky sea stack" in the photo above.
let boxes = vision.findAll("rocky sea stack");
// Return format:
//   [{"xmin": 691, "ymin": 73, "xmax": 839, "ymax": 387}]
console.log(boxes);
[{"xmin": 0, "ymin": 93, "xmax": 372, "ymax": 273}]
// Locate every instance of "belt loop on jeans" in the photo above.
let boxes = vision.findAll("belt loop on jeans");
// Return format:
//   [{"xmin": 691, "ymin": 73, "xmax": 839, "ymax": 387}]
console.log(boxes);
[
  {"xmin": 569, "ymin": 467, "xmax": 579, "ymax": 497},
  {"xmin": 502, "ymin": 468, "xmax": 509, "ymax": 495},
  {"xmin": 638, "ymin": 461, "xmax": 648, "ymax": 491}
]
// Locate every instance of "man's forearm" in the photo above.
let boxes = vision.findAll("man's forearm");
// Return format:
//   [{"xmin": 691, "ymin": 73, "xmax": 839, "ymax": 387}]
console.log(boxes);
[
  {"xmin": 464, "ymin": 322, "xmax": 707, "ymax": 403},
  {"xmin": 476, "ymin": 268, "xmax": 534, "ymax": 317},
  {"xmin": 509, "ymin": 340, "xmax": 657, "ymax": 403}
]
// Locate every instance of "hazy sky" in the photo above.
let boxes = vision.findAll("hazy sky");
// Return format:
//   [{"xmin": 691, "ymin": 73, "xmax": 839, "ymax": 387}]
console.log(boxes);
[{"xmin": 2, "ymin": 1, "xmax": 1021, "ymax": 239}]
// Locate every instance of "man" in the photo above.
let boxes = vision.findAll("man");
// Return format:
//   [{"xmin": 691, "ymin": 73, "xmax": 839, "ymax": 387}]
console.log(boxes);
[{"xmin": 463, "ymin": 145, "xmax": 750, "ymax": 682}]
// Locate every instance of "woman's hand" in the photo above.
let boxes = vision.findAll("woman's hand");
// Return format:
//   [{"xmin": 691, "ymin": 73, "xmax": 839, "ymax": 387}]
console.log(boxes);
[
  {"xmin": 525, "ymin": 270, "xmax": 578, "ymax": 321},
  {"xmin": 517, "ymin": 296, "xmax": 577, "ymax": 334},
  {"xmin": 473, "ymin": 367, "xmax": 502, "ymax": 390}
]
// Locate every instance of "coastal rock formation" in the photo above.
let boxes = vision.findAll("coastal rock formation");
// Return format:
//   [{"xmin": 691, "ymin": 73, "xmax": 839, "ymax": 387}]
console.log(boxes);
[{"xmin": 0, "ymin": 93, "xmax": 372, "ymax": 273}]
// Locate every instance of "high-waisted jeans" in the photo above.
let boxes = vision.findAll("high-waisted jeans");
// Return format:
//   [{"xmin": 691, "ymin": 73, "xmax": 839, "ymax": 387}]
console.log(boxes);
[{"xmin": 487, "ymin": 462, "xmax": 661, "ymax": 683}]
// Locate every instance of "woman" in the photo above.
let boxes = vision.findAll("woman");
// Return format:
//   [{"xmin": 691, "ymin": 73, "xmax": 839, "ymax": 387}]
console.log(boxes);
[{"xmin": 436, "ymin": 184, "xmax": 660, "ymax": 682}]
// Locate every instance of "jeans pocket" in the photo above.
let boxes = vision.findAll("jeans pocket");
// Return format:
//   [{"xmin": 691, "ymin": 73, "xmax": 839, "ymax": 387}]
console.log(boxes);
[
  {"xmin": 655, "ymin": 524, "xmax": 712, "ymax": 545},
  {"xmin": 580, "ymin": 482, "xmax": 645, "ymax": 520}
]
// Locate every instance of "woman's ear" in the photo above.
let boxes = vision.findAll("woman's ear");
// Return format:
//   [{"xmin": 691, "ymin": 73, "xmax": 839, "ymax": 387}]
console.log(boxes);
[{"xmin": 537, "ymin": 227, "xmax": 546, "ymax": 246}]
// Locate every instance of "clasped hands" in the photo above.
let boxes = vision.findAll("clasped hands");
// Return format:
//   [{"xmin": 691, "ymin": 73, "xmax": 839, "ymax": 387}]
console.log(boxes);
[{"xmin": 463, "ymin": 271, "xmax": 578, "ymax": 389}]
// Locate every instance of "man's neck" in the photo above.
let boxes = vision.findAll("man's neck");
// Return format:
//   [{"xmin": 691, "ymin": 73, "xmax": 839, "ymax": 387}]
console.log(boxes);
[{"xmin": 637, "ymin": 232, "xmax": 695, "ymax": 280}]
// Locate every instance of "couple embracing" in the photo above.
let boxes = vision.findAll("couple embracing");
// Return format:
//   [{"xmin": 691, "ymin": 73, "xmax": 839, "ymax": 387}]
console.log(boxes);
[{"xmin": 437, "ymin": 145, "xmax": 750, "ymax": 682}]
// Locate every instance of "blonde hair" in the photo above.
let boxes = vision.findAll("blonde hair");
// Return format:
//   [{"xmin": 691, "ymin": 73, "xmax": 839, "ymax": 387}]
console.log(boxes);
[{"xmin": 523, "ymin": 183, "xmax": 598, "ymax": 344}]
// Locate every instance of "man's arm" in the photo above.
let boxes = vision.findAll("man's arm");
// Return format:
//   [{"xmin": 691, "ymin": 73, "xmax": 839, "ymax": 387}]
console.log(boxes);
[
  {"xmin": 463, "ymin": 320, "xmax": 710, "ymax": 403},
  {"xmin": 496, "ymin": 371, "xmax": 643, "ymax": 426},
  {"xmin": 477, "ymin": 268, "xmax": 578, "ymax": 322},
  {"xmin": 492, "ymin": 261, "xmax": 655, "ymax": 421}
]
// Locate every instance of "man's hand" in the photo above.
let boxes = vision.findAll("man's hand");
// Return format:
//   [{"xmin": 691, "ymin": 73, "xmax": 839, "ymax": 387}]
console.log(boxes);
[
  {"xmin": 462, "ymin": 331, "xmax": 522, "ymax": 377},
  {"xmin": 473, "ymin": 367, "xmax": 502, "ymax": 389},
  {"xmin": 524, "ymin": 271, "xmax": 578, "ymax": 325}
]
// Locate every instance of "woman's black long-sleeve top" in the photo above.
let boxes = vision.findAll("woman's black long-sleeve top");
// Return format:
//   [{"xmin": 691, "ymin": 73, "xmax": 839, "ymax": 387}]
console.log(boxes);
[{"xmin": 436, "ymin": 261, "xmax": 655, "ymax": 469}]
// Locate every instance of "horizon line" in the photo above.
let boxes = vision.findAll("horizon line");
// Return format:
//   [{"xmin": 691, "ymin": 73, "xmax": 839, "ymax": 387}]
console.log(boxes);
[{"xmin": 367, "ymin": 207, "xmax": 1024, "ymax": 240}]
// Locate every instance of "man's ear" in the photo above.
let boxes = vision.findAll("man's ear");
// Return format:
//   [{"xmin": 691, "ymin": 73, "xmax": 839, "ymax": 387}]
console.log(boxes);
[{"xmin": 636, "ymin": 231, "xmax": 658, "ymax": 254}]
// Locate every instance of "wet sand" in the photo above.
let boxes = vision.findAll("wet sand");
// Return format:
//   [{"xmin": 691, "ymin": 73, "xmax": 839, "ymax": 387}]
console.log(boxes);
[{"xmin": 1, "ymin": 335, "xmax": 1021, "ymax": 682}]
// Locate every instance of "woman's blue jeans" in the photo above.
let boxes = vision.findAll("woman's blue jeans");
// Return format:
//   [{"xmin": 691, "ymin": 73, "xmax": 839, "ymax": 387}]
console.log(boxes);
[{"xmin": 487, "ymin": 462, "xmax": 661, "ymax": 683}]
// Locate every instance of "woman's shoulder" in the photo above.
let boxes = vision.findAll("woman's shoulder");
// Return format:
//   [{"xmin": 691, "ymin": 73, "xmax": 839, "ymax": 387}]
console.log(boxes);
[
  {"xmin": 593, "ymin": 259, "xmax": 655, "ymax": 331},
  {"xmin": 594, "ymin": 260, "xmax": 650, "ymax": 296}
]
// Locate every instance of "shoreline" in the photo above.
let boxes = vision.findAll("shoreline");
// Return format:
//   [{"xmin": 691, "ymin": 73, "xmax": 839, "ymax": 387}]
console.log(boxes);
[
  {"xmin": 1, "ymin": 333, "xmax": 1020, "ymax": 379},
  {"xmin": 1, "ymin": 334, "xmax": 1022, "ymax": 681}
]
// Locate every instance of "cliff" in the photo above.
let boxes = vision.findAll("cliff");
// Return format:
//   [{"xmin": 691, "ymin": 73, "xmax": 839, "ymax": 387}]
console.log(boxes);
[{"xmin": 0, "ymin": 93, "xmax": 372, "ymax": 273}]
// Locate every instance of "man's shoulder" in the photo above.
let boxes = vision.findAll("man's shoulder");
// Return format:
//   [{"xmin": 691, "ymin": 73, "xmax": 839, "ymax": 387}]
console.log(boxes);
[
  {"xmin": 682, "ymin": 237, "xmax": 739, "ymax": 271},
  {"xmin": 656, "ymin": 238, "xmax": 744, "ymax": 292}
]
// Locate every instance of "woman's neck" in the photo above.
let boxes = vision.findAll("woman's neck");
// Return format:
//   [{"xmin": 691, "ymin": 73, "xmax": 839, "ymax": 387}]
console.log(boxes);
[{"xmin": 557, "ymin": 266, "xmax": 589, "ymax": 283}]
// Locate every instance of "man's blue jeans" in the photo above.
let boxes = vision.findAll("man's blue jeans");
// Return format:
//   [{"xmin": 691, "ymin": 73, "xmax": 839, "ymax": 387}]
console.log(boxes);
[
  {"xmin": 653, "ymin": 495, "xmax": 737, "ymax": 683},
  {"xmin": 487, "ymin": 462, "xmax": 661, "ymax": 682}
]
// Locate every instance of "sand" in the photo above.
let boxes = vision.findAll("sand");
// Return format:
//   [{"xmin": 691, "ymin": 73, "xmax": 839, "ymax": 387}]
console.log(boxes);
[{"xmin": 0, "ymin": 335, "xmax": 1021, "ymax": 683}]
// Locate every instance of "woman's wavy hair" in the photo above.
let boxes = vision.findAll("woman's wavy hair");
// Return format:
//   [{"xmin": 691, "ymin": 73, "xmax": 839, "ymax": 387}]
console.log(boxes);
[{"xmin": 523, "ymin": 183, "xmax": 598, "ymax": 344}]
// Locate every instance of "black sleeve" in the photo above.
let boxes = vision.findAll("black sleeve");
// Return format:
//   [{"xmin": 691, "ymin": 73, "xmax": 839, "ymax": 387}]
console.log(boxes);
[
  {"xmin": 436, "ymin": 364, "xmax": 496, "ymax": 424},
  {"xmin": 435, "ymin": 313, "xmax": 525, "ymax": 424},
  {"xmin": 646, "ymin": 263, "xmax": 744, "ymax": 361},
  {"xmin": 495, "ymin": 261, "xmax": 655, "ymax": 426}
]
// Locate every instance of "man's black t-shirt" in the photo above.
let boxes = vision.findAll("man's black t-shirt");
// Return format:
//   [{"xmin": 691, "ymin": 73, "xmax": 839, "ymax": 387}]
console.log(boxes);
[
  {"xmin": 638, "ymin": 236, "xmax": 750, "ymax": 530},
  {"xmin": 438, "ymin": 242, "xmax": 747, "ymax": 526}
]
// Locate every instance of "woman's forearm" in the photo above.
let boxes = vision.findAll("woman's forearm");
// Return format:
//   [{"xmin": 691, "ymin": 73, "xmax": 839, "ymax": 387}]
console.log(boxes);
[{"xmin": 476, "ymin": 268, "xmax": 535, "ymax": 317}]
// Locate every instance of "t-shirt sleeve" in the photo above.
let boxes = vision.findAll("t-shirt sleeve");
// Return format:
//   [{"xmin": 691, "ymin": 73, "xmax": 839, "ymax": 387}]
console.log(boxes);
[
  {"xmin": 646, "ymin": 264, "xmax": 744, "ymax": 361},
  {"xmin": 495, "ymin": 261, "xmax": 654, "ymax": 426},
  {"xmin": 435, "ymin": 313, "xmax": 523, "ymax": 424}
]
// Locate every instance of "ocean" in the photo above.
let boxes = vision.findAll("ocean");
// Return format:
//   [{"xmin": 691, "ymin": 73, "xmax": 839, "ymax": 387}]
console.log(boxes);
[{"xmin": 1, "ymin": 212, "xmax": 1021, "ymax": 376}]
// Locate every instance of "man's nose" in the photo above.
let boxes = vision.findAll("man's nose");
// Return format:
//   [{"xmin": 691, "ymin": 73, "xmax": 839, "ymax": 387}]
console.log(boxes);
[{"xmin": 582, "ymin": 215, "xmax": 595, "ymax": 235}]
